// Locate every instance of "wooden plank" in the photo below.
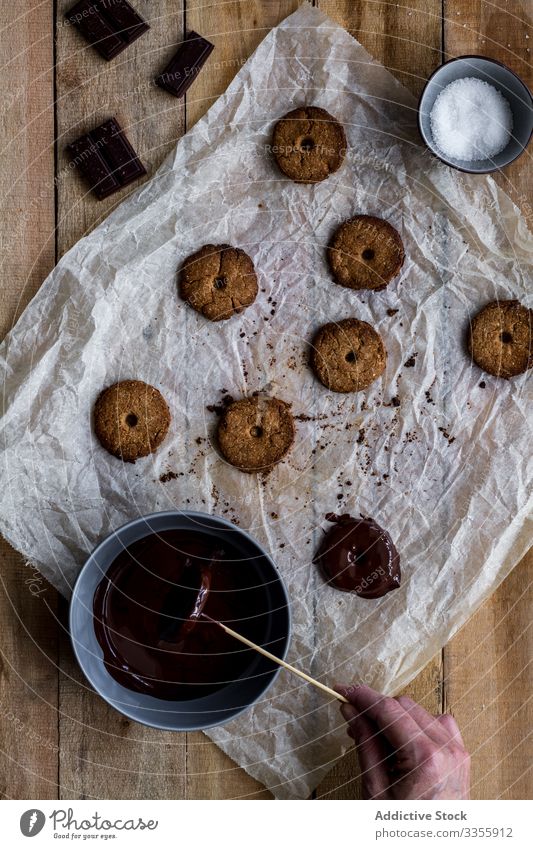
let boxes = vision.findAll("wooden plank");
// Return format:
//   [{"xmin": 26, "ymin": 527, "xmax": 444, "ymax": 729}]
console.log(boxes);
[
  {"xmin": 444, "ymin": 553, "xmax": 532, "ymax": 800},
  {"xmin": 0, "ymin": 2, "xmax": 58, "ymax": 798},
  {"xmin": 55, "ymin": 0, "xmax": 186, "ymax": 253},
  {"xmin": 319, "ymin": 0, "xmax": 443, "ymax": 97},
  {"xmin": 185, "ymin": 0, "xmax": 301, "ymax": 128},
  {"xmin": 444, "ymin": 2, "xmax": 533, "ymax": 799},
  {"xmin": 0, "ymin": 545, "xmax": 59, "ymax": 799},
  {"xmin": 315, "ymin": 0, "xmax": 444, "ymax": 799},
  {"xmin": 444, "ymin": 0, "xmax": 533, "ymax": 211},
  {"xmin": 183, "ymin": 0, "xmax": 300, "ymax": 799},
  {"xmin": 55, "ymin": 0, "xmax": 189, "ymax": 799}
]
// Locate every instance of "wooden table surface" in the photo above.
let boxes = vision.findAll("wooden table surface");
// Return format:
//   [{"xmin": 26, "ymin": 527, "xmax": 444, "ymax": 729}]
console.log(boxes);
[{"xmin": 0, "ymin": 1, "xmax": 531, "ymax": 800}]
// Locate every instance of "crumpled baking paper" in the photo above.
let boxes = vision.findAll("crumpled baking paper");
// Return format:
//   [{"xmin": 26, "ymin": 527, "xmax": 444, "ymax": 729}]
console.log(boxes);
[{"xmin": 0, "ymin": 4, "xmax": 531, "ymax": 799}]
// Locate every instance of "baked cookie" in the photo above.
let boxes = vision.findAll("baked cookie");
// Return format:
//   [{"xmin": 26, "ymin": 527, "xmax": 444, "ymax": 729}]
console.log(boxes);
[
  {"xmin": 311, "ymin": 318, "xmax": 387, "ymax": 392},
  {"xmin": 94, "ymin": 380, "xmax": 170, "ymax": 462},
  {"xmin": 327, "ymin": 215, "xmax": 404, "ymax": 291},
  {"xmin": 468, "ymin": 299, "xmax": 533, "ymax": 379},
  {"xmin": 216, "ymin": 396, "xmax": 295, "ymax": 472},
  {"xmin": 179, "ymin": 244, "xmax": 258, "ymax": 321},
  {"xmin": 271, "ymin": 106, "xmax": 346, "ymax": 183}
]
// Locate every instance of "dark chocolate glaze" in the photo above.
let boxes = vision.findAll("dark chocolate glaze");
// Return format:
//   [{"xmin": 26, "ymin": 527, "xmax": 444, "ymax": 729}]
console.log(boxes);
[
  {"xmin": 93, "ymin": 530, "xmax": 271, "ymax": 700},
  {"xmin": 314, "ymin": 514, "xmax": 400, "ymax": 598}
]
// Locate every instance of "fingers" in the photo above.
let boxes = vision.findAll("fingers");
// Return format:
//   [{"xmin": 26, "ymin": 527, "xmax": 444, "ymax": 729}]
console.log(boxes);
[
  {"xmin": 340, "ymin": 704, "xmax": 391, "ymax": 799},
  {"xmin": 340, "ymin": 701, "xmax": 358, "ymax": 728},
  {"xmin": 336, "ymin": 684, "xmax": 471, "ymax": 800},
  {"xmin": 397, "ymin": 696, "xmax": 465, "ymax": 747},
  {"xmin": 335, "ymin": 684, "xmax": 356, "ymax": 702},
  {"xmin": 436, "ymin": 712, "xmax": 465, "ymax": 745},
  {"xmin": 336, "ymin": 685, "xmax": 424, "ymax": 756},
  {"xmin": 336, "ymin": 684, "xmax": 466, "ymax": 752},
  {"xmin": 396, "ymin": 696, "xmax": 449, "ymax": 744}
]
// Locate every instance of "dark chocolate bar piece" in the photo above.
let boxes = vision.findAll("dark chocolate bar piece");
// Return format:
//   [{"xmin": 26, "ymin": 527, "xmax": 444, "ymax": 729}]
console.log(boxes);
[
  {"xmin": 99, "ymin": 0, "xmax": 149, "ymax": 44},
  {"xmin": 90, "ymin": 118, "xmax": 147, "ymax": 186},
  {"xmin": 66, "ymin": 0, "xmax": 149, "ymax": 61},
  {"xmin": 155, "ymin": 31, "xmax": 214, "ymax": 98},
  {"xmin": 67, "ymin": 134, "xmax": 121, "ymax": 198},
  {"xmin": 67, "ymin": 118, "xmax": 146, "ymax": 200}
]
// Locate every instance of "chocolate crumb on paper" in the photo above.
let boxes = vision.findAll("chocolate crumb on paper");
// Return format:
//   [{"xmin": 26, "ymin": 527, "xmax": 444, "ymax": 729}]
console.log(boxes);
[
  {"xmin": 438, "ymin": 427, "xmax": 456, "ymax": 445},
  {"xmin": 159, "ymin": 470, "xmax": 179, "ymax": 483}
]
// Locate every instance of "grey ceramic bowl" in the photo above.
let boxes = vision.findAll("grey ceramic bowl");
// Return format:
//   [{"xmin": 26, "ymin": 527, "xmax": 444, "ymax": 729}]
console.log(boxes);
[
  {"xmin": 69, "ymin": 511, "xmax": 291, "ymax": 731},
  {"xmin": 418, "ymin": 55, "xmax": 533, "ymax": 173}
]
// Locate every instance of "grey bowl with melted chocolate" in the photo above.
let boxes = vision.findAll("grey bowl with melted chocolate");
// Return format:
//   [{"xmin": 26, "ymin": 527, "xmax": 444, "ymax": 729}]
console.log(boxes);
[{"xmin": 70, "ymin": 511, "xmax": 291, "ymax": 731}]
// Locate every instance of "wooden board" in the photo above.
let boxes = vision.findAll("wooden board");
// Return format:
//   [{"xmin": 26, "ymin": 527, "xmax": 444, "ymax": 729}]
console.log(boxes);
[
  {"xmin": 0, "ymin": 0, "xmax": 530, "ymax": 800},
  {"xmin": 444, "ymin": 0, "xmax": 533, "ymax": 212},
  {"xmin": 444, "ymin": 552, "xmax": 532, "ymax": 800},
  {"xmin": 55, "ymin": 0, "xmax": 189, "ymax": 800},
  {"xmin": 320, "ymin": 0, "xmax": 442, "ymax": 94},
  {"xmin": 443, "ymin": 0, "xmax": 533, "ymax": 801},
  {"xmin": 55, "ymin": 0, "xmax": 186, "ymax": 252},
  {"xmin": 0, "ymin": 4, "xmax": 58, "ymax": 799}
]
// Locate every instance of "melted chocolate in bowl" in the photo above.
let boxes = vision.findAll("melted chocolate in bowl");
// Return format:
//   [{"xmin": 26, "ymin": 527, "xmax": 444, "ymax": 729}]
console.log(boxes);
[
  {"xmin": 93, "ymin": 529, "xmax": 272, "ymax": 700},
  {"xmin": 314, "ymin": 514, "xmax": 401, "ymax": 598}
]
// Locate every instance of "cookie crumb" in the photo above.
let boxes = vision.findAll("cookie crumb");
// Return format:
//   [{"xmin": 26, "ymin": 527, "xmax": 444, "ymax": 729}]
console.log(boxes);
[
  {"xmin": 206, "ymin": 394, "xmax": 234, "ymax": 415},
  {"xmin": 438, "ymin": 426, "xmax": 455, "ymax": 444},
  {"xmin": 159, "ymin": 470, "xmax": 179, "ymax": 483}
]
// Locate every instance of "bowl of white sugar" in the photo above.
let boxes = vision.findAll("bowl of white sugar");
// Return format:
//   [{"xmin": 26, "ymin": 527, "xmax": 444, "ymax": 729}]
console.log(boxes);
[{"xmin": 418, "ymin": 55, "xmax": 533, "ymax": 174}]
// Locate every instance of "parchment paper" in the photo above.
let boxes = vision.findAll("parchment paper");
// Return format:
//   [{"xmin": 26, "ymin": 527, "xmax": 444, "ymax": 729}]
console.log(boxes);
[{"xmin": 0, "ymin": 4, "xmax": 532, "ymax": 799}]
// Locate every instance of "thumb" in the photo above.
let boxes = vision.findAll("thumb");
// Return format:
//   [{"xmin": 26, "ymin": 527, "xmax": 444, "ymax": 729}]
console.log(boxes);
[
  {"xmin": 341, "ymin": 708, "xmax": 392, "ymax": 799},
  {"xmin": 335, "ymin": 682, "xmax": 362, "ymax": 705},
  {"xmin": 334, "ymin": 683, "xmax": 350, "ymax": 696}
]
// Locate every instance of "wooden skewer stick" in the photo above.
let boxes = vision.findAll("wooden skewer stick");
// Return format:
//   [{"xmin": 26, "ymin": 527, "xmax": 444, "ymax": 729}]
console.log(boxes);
[{"xmin": 201, "ymin": 614, "xmax": 349, "ymax": 704}]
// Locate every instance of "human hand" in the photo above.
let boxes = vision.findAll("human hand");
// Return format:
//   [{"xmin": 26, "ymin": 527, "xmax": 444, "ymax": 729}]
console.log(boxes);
[{"xmin": 335, "ymin": 684, "xmax": 470, "ymax": 800}]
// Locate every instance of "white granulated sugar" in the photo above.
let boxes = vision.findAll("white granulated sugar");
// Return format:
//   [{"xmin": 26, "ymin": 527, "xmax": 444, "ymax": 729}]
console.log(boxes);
[{"xmin": 430, "ymin": 76, "xmax": 513, "ymax": 161}]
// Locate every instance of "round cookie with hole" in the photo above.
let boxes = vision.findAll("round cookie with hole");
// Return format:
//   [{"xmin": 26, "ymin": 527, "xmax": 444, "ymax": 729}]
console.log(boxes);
[
  {"xmin": 216, "ymin": 395, "xmax": 295, "ymax": 473},
  {"xmin": 271, "ymin": 105, "xmax": 347, "ymax": 183},
  {"xmin": 327, "ymin": 215, "xmax": 405, "ymax": 291},
  {"xmin": 179, "ymin": 244, "xmax": 258, "ymax": 321},
  {"xmin": 311, "ymin": 318, "xmax": 387, "ymax": 393},
  {"xmin": 468, "ymin": 299, "xmax": 533, "ymax": 379},
  {"xmin": 94, "ymin": 380, "xmax": 171, "ymax": 462}
]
